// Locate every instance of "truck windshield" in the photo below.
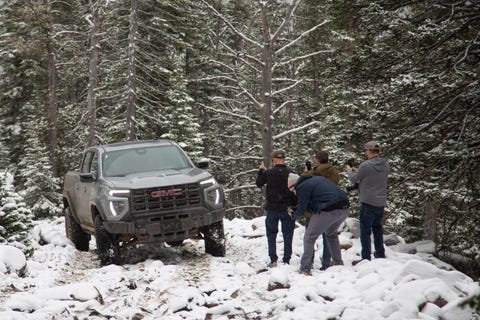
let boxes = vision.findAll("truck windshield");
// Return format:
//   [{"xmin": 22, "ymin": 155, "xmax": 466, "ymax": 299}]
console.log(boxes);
[{"xmin": 102, "ymin": 145, "xmax": 192, "ymax": 177}]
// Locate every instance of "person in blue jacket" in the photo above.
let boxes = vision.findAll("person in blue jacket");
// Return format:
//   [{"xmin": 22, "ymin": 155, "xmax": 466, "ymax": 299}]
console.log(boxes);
[{"xmin": 287, "ymin": 174, "xmax": 349, "ymax": 275}]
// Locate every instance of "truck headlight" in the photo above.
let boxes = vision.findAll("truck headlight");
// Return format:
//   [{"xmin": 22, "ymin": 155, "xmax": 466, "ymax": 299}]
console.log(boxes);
[
  {"xmin": 200, "ymin": 178, "xmax": 223, "ymax": 209},
  {"xmin": 108, "ymin": 190, "xmax": 130, "ymax": 216},
  {"xmin": 207, "ymin": 188, "xmax": 221, "ymax": 205}
]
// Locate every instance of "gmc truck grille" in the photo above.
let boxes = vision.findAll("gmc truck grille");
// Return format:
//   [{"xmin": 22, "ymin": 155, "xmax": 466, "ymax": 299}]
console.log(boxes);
[{"xmin": 131, "ymin": 183, "xmax": 201, "ymax": 213}]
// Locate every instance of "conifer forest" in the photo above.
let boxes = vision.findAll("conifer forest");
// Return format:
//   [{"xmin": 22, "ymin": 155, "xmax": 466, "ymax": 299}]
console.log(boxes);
[{"xmin": 0, "ymin": 0, "xmax": 479, "ymax": 280}]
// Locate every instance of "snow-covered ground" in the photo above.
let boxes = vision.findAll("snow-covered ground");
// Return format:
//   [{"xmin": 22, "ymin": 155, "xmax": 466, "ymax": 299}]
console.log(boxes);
[{"xmin": 0, "ymin": 216, "xmax": 478, "ymax": 320}]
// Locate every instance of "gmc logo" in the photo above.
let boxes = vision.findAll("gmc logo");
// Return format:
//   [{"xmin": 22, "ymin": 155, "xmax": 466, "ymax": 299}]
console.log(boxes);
[{"xmin": 151, "ymin": 189, "xmax": 183, "ymax": 198}]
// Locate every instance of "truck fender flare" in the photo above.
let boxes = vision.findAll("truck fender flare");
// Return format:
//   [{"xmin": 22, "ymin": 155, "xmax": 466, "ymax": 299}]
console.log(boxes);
[
  {"xmin": 91, "ymin": 203, "xmax": 108, "ymax": 223},
  {"xmin": 63, "ymin": 197, "xmax": 81, "ymax": 225}
]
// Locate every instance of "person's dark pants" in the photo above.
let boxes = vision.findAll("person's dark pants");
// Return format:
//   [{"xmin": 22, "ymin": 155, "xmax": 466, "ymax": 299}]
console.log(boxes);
[
  {"xmin": 265, "ymin": 210, "xmax": 295, "ymax": 263},
  {"xmin": 306, "ymin": 218, "xmax": 331, "ymax": 268},
  {"xmin": 360, "ymin": 202, "xmax": 385, "ymax": 260}
]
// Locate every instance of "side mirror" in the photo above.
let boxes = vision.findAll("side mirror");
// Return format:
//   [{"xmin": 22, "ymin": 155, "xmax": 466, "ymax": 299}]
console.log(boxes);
[
  {"xmin": 196, "ymin": 158, "xmax": 210, "ymax": 169},
  {"xmin": 80, "ymin": 172, "xmax": 96, "ymax": 182}
]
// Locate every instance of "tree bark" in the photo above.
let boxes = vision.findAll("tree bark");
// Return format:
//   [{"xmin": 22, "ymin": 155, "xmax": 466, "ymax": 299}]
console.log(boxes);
[
  {"xmin": 126, "ymin": 0, "xmax": 138, "ymax": 141},
  {"xmin": 46, "ymin": 1, "xmax": 58, "ymax": 177},
  {"xmin": 260, "ymin": 4, "xmax": 273, "ymax": 166},
  {"xmin": 424, "ymin": 199, "xmax": 439, "ymax": 244},
  {"xmin": 86, "ymin": 1, "xmax": 104, "ymax": 148}
]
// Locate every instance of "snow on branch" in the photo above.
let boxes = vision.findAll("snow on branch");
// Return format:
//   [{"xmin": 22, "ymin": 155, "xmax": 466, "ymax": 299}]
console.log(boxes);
[
  {"xmin": 271, "ymin": 0, "xmax": 302, "ymax": 43},
  {"xmin": 273, "ymin": 100, "xmax": 296, "ymax": 115},
  {"xmin": 200, "ymin": 104, "xmax": 261, "ymax": 125},
  {"xmin": 225, "ymin": 205, "xmax": 262, "ymax": 212},
  {"xmin": 276, "ymin": 19, "xmax": 330, "ymax": 55},
  {"xmin": 237, "ymin": 88, "xmax": 262, "ymax": 109},
  {"xmin": 408, "ymin": 94, "xmax": 461, "ymax": 138},
  {"xmin": 189, "ymin": 75, "xmax": 237, "ymax": 83},
  {"xmin": 224, "ymin": 185, "xmax": 259, "ymax": 193},
  {"xmin": 272, "ymin": 80, "xmax": 302, "ymax": 97},
  {"xmin": 273, "ymin": 121, "xmax": 319, "ymax": 140},
  {"xmin": 274, "ymin": 49, "xmax": 334, "ymax": 69},
  {"xmin": 200, "ymin": 0, "xmax": 262, "ymax": 48},
  {"xmin": 218, "ymin": 40, "xmax": 263, "ymax": 68},
  {"xmin": 226, "ymin": 169, "xmax": 259, "ymax": 187}
]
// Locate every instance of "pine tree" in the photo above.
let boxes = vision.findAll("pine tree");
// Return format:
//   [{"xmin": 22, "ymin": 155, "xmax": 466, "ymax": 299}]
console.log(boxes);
[
  {"xmin": 161, "ymin": 52, "xmax": 203, "ymax": 158},
  {"xmin": 17, "ymin": 108, "xmax": 62, "ymax": 218},
  {"xmin": 0, "ymin": 172, "xmax": 34, "ymax": 256}
]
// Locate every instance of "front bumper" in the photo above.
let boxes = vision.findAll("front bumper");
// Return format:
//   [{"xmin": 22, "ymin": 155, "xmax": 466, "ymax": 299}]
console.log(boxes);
[{"xmin": 103, "ymin": 207, "xmax": 224, "ymax": 243}]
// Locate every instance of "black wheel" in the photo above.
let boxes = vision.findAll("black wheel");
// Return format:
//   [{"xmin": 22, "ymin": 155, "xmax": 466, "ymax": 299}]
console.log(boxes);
[
  {"xmin": 202, "ymin": 221, "xmax": 226, "ymax": 257},
  {"xmin": 166, "ymin": 240, "xmax": 184, "ymax": 247},
  {"xmin": 94, "ymin": 215, "xmax": 120, "ymax": 266},
  {"xmin": 64, "ymin": 207, "xmax": 90, "ymax": 251}
]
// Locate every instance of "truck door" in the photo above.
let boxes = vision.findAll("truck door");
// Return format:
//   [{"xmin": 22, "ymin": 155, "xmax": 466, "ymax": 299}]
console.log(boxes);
[{"xmin": 76, "ymin": 151, "xmax": 98, "ymax": 227}]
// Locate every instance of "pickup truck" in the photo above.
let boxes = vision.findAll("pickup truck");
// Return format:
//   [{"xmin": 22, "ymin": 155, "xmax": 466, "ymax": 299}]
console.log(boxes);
[{"xmin": 62, "ymin": 140, "xmax": 226, "ymax": 265}]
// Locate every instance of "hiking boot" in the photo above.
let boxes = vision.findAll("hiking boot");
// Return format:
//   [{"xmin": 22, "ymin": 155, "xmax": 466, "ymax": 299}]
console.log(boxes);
[
  {"xmin": 352, "ymin": 259, "xmax": 368, "ymax": 266},
  {"xmin": 319, "ymin": 266, "xmax": 328, "ymax": 271},
  {"xmin": 374, "ymin": 252, "xmax": 385, "ymax": 259},
  {"xmin": 298, "ymin": 268, "xmax": 312, "ymax": 276},
  {"xmin": 267, "ymin": 261, "xmax": 278, "ymax": 268}
]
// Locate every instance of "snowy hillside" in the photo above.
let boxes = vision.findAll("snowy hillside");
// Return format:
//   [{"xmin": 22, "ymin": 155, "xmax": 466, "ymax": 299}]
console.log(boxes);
[{"xmin": 0, "ymin": 217, "xmax": 478, "ymax": 320}]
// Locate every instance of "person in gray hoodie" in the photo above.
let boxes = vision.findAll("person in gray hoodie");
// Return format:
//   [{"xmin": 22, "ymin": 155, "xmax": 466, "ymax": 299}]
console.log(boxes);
[{"xmin": 346, "ymin": 141, "xmax": 390, "ymax": 261}]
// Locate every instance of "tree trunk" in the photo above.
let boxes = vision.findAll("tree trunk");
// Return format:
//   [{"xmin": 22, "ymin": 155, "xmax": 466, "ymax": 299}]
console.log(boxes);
[
  {"xmin": 126, "ymin": 0, "xmax": 138, "ymax": 141},
  {"xmin": 424, "ymin": 199, "xmax": 439, "ymax": 244},
  {"xmin": 260, "ymin": 4, "xmax": 273, "ymax": 166},
  {"xmin": 46, "ymin": 2, "xmax": 58, "ymax": 177},
  {"xmin": 86, "ymin": 1, "xmax": 104, "ymax": 148}
]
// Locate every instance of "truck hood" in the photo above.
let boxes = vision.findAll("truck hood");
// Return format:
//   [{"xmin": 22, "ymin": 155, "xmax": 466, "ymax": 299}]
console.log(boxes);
[{"xmin": 104, "ymin": 167, "xmax": 213, "ymax": 189}]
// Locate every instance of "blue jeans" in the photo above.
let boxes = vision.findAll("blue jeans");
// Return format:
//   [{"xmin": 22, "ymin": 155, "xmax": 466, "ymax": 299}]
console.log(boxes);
[
  {"xmin": 360, "ymin": 203, "xmax": 385, "ymax": 260},
  {"xmin": 321, "ymin": 234, "xmax": 332, "ymax": 268},
  {"xmin": 265, "ymin": 210, "xmax": 295, "ymax": 263}
]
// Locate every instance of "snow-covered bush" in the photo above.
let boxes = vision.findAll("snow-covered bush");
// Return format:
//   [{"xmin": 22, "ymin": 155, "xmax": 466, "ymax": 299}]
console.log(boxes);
[{"xmin": 0, "ymin": 171, "xmax": 34, "ymax": 256}]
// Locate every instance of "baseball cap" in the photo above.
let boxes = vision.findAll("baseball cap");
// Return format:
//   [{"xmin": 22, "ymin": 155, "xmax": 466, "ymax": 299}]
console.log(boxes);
[
  {"xmin": 271, "ymin": 149, "xmax": 286, "ymax": 159},
  {"xmin": 363, "ymin": 141, "xmax": 380, "ymax": 151}
]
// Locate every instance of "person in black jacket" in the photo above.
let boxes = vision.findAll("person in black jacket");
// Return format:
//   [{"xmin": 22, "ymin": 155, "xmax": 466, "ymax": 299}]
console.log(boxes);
[{"xmin": 256, "ymin": 150, "xmax": 296, "ymax": 267}]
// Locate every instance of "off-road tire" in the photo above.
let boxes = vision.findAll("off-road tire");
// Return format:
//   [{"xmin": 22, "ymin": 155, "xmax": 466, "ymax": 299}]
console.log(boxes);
[
  {"xmin": 202, "ymin": 221, "xmax": 226, "ymax": 257},
  {"xmin": 166, "ymin": 240, "xmax": 184, "ymax": 247},
  {"xmin": 94, "ymin": 215, "xmax": 120, "ymax": 266},
  {"xmin": 64, "ymin": 207, "xmax": 90, "ymax": 251}
]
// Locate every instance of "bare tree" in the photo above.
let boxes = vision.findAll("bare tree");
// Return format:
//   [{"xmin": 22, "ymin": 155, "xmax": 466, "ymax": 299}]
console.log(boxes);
[
  {"xmin": 46, "ymin": 29, "xmax": 58, "ymax": 177},
  {"xmin": 86, "ymin": 1, "xmax": 105, "ymax": 148},
  {"xmin": 200, "ymin": 0, "xmax": 330, "ymax": 165},
  {"xmin": 126, "ymin": 0, "xmax": 138, "ymax": 141}
]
